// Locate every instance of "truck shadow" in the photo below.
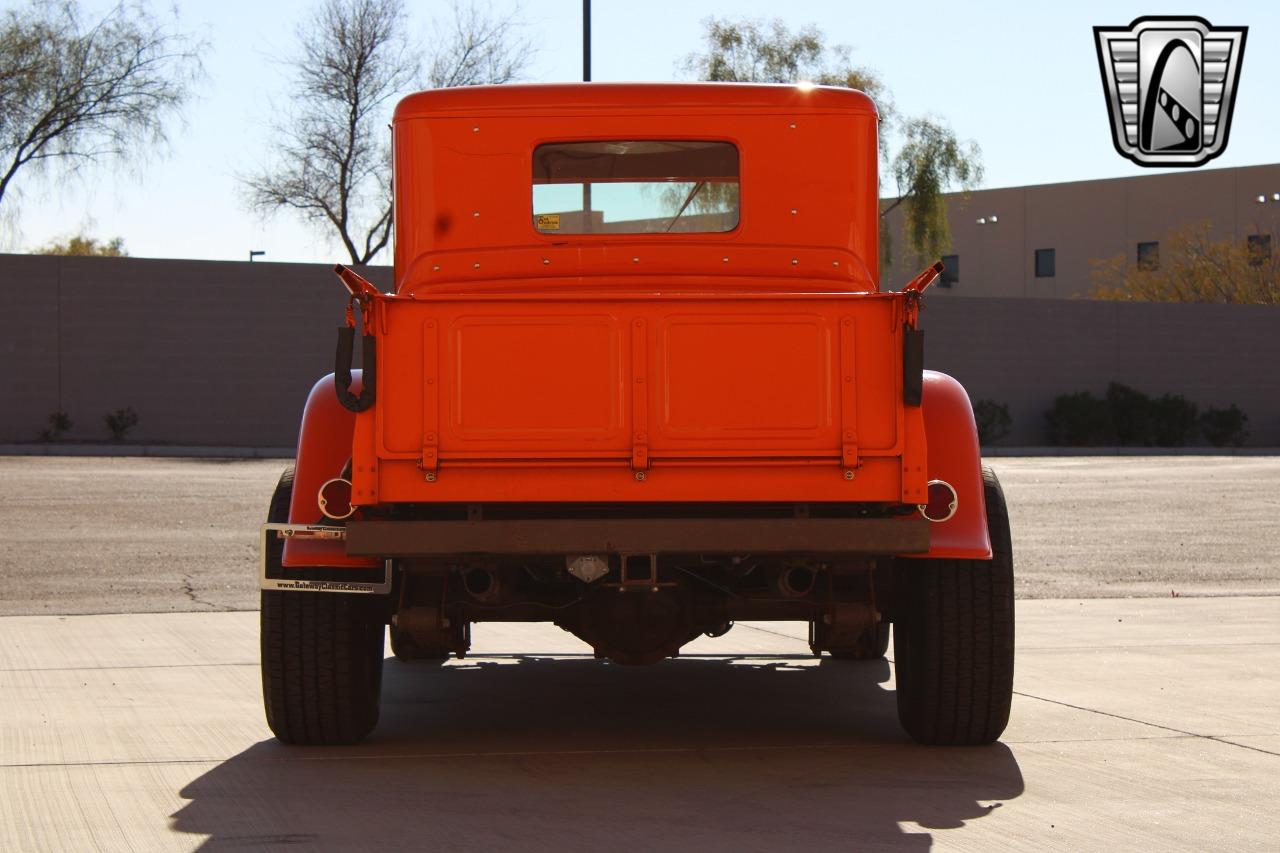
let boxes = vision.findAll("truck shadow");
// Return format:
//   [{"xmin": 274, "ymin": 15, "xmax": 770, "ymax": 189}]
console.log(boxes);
[{"xmin": 171, "ymin": 653, "xmax": 1023, "ymax": 851}]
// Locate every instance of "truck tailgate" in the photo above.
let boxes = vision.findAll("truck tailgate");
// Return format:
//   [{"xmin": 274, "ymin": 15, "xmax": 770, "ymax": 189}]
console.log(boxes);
[{"xmin": 359, "ymin": 292, "xmax": 927, "ymax": 505}]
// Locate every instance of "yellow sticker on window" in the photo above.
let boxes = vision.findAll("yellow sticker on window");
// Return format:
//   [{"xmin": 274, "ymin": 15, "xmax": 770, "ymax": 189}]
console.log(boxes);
[{"xmin": 536, "ymin": 213, "xmax": 560, "ymax": 231}]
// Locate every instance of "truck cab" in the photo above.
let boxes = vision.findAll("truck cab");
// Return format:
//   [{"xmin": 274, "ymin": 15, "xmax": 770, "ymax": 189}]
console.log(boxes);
[{"xmin": 259, "ymin": 83, "xmax": 1014, "ymax": 747}]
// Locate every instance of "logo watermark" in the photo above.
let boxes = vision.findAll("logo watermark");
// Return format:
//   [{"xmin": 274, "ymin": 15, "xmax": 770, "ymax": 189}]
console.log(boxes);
[{"xmin": 1094, "ymin": 16, "xmax": 1247, "ymax": 167}]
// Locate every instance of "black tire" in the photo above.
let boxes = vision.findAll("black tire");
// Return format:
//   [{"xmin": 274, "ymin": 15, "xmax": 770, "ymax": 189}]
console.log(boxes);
[
  {"xmin": 893, "ymin": 466, "xmax": 1014, "ymax": 745},
  {"xmin": 260, "ymin": 464, "xmax": 385, "ymax": 745}
]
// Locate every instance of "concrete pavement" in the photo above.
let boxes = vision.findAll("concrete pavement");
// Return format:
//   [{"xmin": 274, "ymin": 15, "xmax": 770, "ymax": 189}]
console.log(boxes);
[{"xmin": 1, "ymin": 596, "xmax": 1276, "ymax": 851}]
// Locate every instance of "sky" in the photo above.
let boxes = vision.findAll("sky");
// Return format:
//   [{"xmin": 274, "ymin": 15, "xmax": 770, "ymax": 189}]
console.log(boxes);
[{"xmin": 7, "ymin": 0, "xmax": 1279, "ymax": 264}]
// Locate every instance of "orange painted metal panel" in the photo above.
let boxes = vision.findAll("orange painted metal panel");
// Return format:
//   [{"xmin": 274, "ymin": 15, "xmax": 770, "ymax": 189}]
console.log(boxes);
[
  {"xmin": 283, "ymin": 374, "xmax": 380, "ymax": 569},
  {"xmin": 391, "ymin": 84, "xmax": 880, "ymax": 294},
  {"xmin": 360, "ymin": 291, "xmax": 912, "ymax": 504},
  {"xmin": 900, "ymin": 371, "xmax": 992, "ymax": 560}
]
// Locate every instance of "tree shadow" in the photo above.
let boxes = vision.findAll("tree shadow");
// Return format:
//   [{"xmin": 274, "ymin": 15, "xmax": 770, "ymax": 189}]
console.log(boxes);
[{"xmin": 171, "ymin": 653, "xmax": 1023, "ymax": 851}]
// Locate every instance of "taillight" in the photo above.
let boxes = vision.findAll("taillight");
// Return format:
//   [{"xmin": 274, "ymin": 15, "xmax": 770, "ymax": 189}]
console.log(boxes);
[
  {"xmin": 318, "ymin": 478, "xmax": 356, "ymax": 520},
  {"xmin": 918, "ymin": 479, "xmax": 958, "ymax": 523}
]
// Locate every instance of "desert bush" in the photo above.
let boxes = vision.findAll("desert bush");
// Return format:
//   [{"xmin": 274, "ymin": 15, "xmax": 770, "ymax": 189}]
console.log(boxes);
[
  {"xmin": 1104, "ymin": 382, "xmax": 1153, "ymax": 446},
  {"xmin": 1149, "ymin": 394, "xmax": 1199, "ymax": 446},
  {"xmin": 1200, "ymin": 404, "xmax": 1250, "ymax": 447},
  {"xmin": 973, "ymin": 399, "xmax": 1012, "ymax": 445},
  {"xmin": 104, "ymin": 407, "xmax": 139, "ymax": 441},
  {"xmin": 38, "ymin": 411, "xmax": 73, "ymax": 442},
  {"xmin": 1045, "ymin": 391, "xmax": 1115, "ymax": 446}
]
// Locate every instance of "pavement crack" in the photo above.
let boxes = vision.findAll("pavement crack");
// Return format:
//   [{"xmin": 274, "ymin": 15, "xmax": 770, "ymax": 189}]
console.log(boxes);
[
  {"xmin": 180, "ymin": 574, "xmax": 226, "ymax": 611},
  {"xmin": 1013, "ymin": 690, "xmax": 1280, "ymax": 757}
]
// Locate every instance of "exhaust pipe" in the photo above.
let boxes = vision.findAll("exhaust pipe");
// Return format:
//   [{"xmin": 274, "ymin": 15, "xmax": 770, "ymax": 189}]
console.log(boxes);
[
  {"xmin": 776, "ymin": 565, "xmax": 816, "ymax": 598},
  {"xmin": 462, "ymin": 567, "xmax": 500, "ymax": 602}
]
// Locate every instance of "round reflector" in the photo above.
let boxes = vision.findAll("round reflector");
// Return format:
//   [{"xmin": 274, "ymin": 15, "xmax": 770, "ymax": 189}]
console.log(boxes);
[
  {"xmin": 318, "ymin": 478, "xmax": 355, "ymax": 520},
  {"xmin": 918, "ymin": 479, "xmax": 958, "ymax": 523}
]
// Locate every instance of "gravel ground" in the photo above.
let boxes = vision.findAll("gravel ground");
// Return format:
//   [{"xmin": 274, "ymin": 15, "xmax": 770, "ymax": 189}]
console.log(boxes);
[{"xmin": 1, "ymin": 455, "xmax": 1277, "ymax": 615}]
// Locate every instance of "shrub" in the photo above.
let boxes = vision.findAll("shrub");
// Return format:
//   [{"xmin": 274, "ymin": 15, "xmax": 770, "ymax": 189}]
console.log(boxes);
[
  {"xmin": 973, "ymin": 399, "xmax": 1012, "ymax": 445},
  {"xmin": 1104, "ymin": 382, "xmax": 1153, "ymax": 446},
  {"xmin": 1045, "ymin": 392, "xmax": 1115, "ymax": 446},
  {"xmin": 104, "ymin": 407, "xmax": 139, "ymax": 441},
  {"xmin": 1149, "ymin": 394, "xmax": 1199, "ymax": 447},
  {"xmin": 38, "ymin": 411, "xmax": 73, "ymax": 442},
  {"xmin": 1200, "ymin": 404, "xmax": 1249, "ymax": 447}
]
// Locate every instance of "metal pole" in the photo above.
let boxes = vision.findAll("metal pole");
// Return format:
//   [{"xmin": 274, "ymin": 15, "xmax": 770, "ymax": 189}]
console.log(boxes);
[
  {"xmin": 582, "ymin": 0, "xmax": 591, "ymax": 82},
  {"xmin": 581, "ymin": 0, "xmax": 592, "ymax": 228}
]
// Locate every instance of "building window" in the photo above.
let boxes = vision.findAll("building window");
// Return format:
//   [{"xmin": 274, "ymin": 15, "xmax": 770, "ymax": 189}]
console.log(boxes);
[
  {"xmin": 1247, "ymin": 234, "xmax": 1272, "ymax": 267},
  {"xmin": 1035, "ymin": 248, "xmax": 1056, "ymax": 278},
  {"xmin": 940, "ymin": 254, "xmax": 959, "ymax": 287},
  {"xmin": 1137, "ymin": 241, "xmax": 1160, "ymax": 271}
]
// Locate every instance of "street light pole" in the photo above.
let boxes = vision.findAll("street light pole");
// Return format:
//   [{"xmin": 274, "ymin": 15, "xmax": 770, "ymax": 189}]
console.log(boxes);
[{"xmin": 582, "ymin": 0, "xmax": 591, "ymax": 82}]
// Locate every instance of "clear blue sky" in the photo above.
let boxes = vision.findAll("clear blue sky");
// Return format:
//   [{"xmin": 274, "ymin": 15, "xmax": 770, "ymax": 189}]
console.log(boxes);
[{"xmin": 8, "ymin": 0, "xmax": 1278, "ymax": 263}]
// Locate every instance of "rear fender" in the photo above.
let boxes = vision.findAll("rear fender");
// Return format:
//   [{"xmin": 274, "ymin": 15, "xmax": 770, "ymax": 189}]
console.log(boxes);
[
  {"xmin": 282, "ymin": 372, "xmax": 381, "ymax": 569},
  {"xmin": 906, "ymin": 370, "xmax": 992, "ymax": 560}
]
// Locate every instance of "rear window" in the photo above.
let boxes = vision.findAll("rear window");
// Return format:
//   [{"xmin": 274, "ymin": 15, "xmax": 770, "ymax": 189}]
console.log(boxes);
[{"xmin": 532, "ymin": 140, "xmax": 739, "ymax": 235}]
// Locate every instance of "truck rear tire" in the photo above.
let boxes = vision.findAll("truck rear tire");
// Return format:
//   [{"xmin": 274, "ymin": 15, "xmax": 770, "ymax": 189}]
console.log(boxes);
[
  {"xmin": 893, "ymin": 467, "xmax": 1014, "ymax": 745},
  {"xmin": 260, "ymin": 465, "xmax": 385, "ymax": 745}
]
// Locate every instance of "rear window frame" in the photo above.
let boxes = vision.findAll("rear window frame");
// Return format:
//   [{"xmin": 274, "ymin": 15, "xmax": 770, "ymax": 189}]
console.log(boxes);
[{"xmin": 529, "ymin": 137, "xmax": 745, "ymax": 239}]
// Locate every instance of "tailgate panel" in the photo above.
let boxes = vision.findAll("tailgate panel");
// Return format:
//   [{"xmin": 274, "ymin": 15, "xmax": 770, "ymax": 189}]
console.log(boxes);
[
  {"xmin": 661, "ymin": 315, "xmax": 830, "ymax": 437},
  {"xmin": 452, "ymin": 315, "xmax": 625, "ymax": 440},
  {"xmin": 370, "ymin": 293, "xmax": 915, "ymax": 502}
]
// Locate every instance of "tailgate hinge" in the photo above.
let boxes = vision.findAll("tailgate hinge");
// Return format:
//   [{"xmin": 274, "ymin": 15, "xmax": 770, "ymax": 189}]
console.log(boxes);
[
  {"xmin": 631, "ymin": 318, "xmax": 649, "ymax": 472},
  {"xmin": 421, "ymin": 318, "xmax": 440, "ymax": 478},
  {"xmin": 838, "ymin": 316, "xmax": 860, "ymax": 472}
]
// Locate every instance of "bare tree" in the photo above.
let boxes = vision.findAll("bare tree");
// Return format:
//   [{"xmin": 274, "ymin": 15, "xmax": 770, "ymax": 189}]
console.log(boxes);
[
  {"xmin": 429, "ymin": 1, "xmax": 534, "ymax": 89},
  {"xmin": 0, "ymin": 0, "xmax": 201, "ymax": 210},
  {"xmin": 244, "ymin": 0, "xmax": 415, "ymax": 266},
  {"xmin": 246, "ymin": 0, "xmax": 533, "ymax": 266}
]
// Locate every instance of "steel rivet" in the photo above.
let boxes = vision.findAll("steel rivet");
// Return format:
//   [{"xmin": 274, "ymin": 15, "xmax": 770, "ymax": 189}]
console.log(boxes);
[
  {"xmin": 542, "ymin": 258, "xmax": 550, "ymax": 265},
  {"xmin": 832, "ymin": 261, "xmax": 839, "ymax": 267},
  {"xmin": 425, "ymin": 472, "xmax": 437, "ymax": 482},
  {"xmin": 722, "ymin": 257, "xmax": 729, "ymax": 263},
  {"xmin": 632, "ymin": 257, "xmax": 640, "ymax": 263},
  {"xmin": 472, "ymin": 126, "xmax": 479, "ymax": 133},
  {"xmin": 473, "ymin": 263, "xmax": 481, "ymax": 269},
  {"xmin": 790, "ymin": 209, "xmax": 798, "ymax": 215},
  {"xmin": 635, "ymin": 471, "xmax": 646, "ymax": 481},
  {"xmin": 473, "ymin": 211, "xmax": 480, "ymax": 217},
  {"xmin": 791, "ymin": 259, "xmax": 799, "ymax": 265},
  {"xmin": 789, "ymin": 123, "xmax": 797, "ymax": 129},
  {"xmin": 432, "ymin": 265, "xmax": 440, "ymax": 271},
  {"xmin": 844, "ymin": 470, "xmax": 855, "ymax": 480}
]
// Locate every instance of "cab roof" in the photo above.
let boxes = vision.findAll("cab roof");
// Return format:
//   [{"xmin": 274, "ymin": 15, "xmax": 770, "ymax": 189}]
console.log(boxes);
[{"xmin": 394, "ymin": 82, "xmax": 879, "ymax": 121}]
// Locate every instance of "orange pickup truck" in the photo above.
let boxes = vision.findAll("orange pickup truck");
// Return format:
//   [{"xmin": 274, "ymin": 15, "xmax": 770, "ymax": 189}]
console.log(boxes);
[{"xmin": 259, "ymin": 83, "xmax": 1013, "ymax": 747}]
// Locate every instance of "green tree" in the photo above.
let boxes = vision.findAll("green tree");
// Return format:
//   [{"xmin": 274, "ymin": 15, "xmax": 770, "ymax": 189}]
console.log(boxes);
[
  {"xmin": 1091, "ymin": 221, "xmax": 1279, "ymax": 305},
  {"xmin": 682, "ymin": 17, "xmax": 983, "ymax": 266},
  {"xmin": 0, "ymin": 0, "xmax": 202, "ymax": 211},
  {"xmin": 37, "ymin": 235, "xmax": 127, "ymax": 256}
]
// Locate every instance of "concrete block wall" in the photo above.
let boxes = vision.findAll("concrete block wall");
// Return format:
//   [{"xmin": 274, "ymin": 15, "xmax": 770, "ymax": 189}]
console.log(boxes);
[
  {"xmin": 2, "ymin": 254, "xmax": 1277, "ymax": 447},
  {"xmin": 2, "ymin": 255, "xmax": 391, "ymax": 447},
  {"xmin": 920, "ymin": 297, "xmax": 1280, "ymax": 445}
]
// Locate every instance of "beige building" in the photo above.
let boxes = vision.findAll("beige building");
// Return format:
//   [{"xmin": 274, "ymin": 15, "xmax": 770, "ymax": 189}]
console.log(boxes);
[{"xmin": 880, "ymin": 162, "xmax": 1280, "ymax": 298}]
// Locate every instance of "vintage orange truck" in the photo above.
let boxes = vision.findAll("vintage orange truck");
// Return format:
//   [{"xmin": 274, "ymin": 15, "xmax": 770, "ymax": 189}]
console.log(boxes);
[{"xmin": 259, "ymin": 83, "xmax": 1013, "ymax": 747}]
